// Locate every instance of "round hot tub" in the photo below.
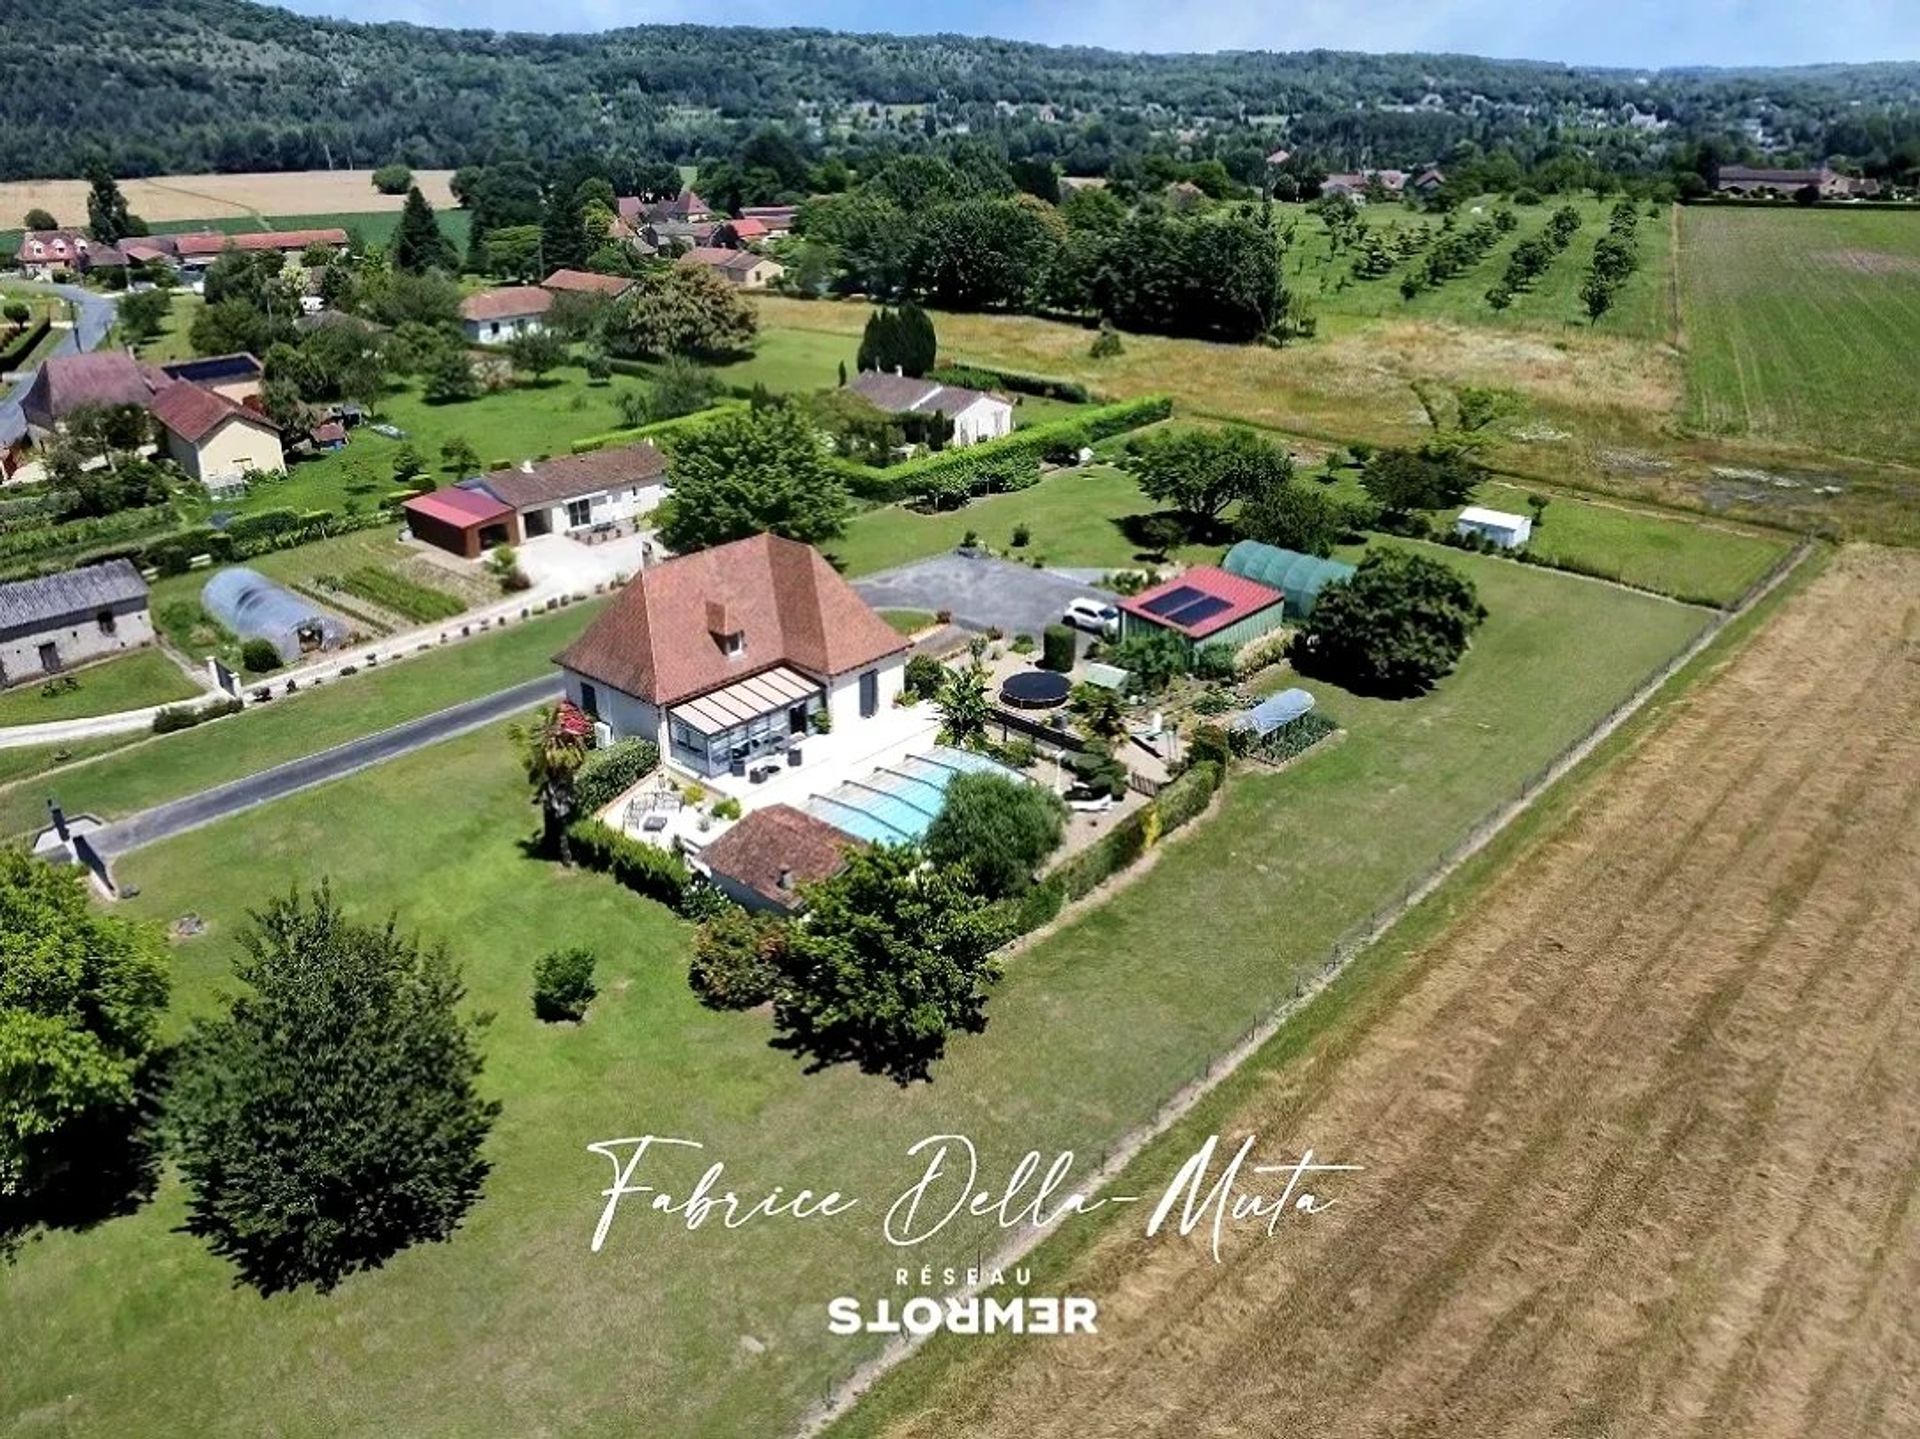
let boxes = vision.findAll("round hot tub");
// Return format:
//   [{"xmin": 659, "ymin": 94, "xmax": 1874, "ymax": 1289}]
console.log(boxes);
[{"xmin": 999, "ymin": 670, "xmax": 1072, "ymax": 710}]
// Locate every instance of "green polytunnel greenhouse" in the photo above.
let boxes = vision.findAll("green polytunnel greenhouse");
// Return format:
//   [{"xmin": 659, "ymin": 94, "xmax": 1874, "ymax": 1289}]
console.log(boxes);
[{"xmin": 1220, "ymin": 541, "xmax": 1357, "ymax": 617}]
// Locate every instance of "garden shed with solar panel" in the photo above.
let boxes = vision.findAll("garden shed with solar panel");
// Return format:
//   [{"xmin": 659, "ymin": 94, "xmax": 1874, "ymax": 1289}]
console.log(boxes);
[{"xmin": 1117, "ymin": 565, "xmax": 1287, "ymax": 653}]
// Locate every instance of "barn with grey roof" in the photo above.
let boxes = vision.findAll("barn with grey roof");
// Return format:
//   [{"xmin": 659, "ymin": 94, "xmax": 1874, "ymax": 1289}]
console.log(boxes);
[{"xmin": 0, "ymin": 559, "xmax": 154, "ymax": 688}]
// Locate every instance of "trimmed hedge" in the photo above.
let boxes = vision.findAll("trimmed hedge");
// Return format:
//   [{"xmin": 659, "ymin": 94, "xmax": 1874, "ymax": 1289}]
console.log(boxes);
[
  {"xmin": 928, "ymin": 363, "xmax": 1098, "ymax": 404},
  {"xmin": 575, "ymin": 738, "xmax": 661, "ymax": 814},
  {"xmin": 566, "ymin": 818, "xmax": 692, "ymax": 911},
  {"xmin": 0, "ymin": 316, "xmax": 52, "ymax": 371},
  {"xmin": 833, "ymin": 395, "xmax": 1174, "ymax": 503},
  {"xmin": 1046, "ymin": 758, "xmax": 1222, "ymax": 905},
  {"xmin": 152, "ymin": 696, "xmax": 245, "ymax": 734}
]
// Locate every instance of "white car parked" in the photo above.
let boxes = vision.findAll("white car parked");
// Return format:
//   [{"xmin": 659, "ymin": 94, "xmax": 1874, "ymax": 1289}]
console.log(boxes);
[{"xmin": 1063, "ymin": 597, "xmax": 1120, "ymax": 638}]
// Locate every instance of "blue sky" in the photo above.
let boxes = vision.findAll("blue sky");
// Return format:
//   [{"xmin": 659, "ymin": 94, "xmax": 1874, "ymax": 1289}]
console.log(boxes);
[{"xmin": 277, "ymin": 0, "xmax": 1918, "ymax": 68}]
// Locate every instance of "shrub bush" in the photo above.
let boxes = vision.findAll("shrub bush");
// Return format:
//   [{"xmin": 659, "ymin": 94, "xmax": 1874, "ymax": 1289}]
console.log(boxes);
[
  {"xmin": 927, "ymin": 364, "xmax": 1095, "ymax": 404},
  {"xmin": 151, "ymin": 697, "xmax": 244, "ymax": 734},
  {"xmin": 904, "ymin": 652, "xmax": 947, "ymax": 701},
  {"xmin": 239, "ymin": 638, "xmax": 282, "ymax": 674},
  {"xmin": 574, "ymin": 738, "xmax": 660, "ymax": 814},
  {"xmin": 1040, "ymin": 624, "xmax": 1077, "ymax": 673},
  {"xmin": 532, "ymin": 947, "xmax": 598, "ymax": 1022},
  {"xmin": 688, "ymin": 910, "xmax": 786, "ymax": 1010}
]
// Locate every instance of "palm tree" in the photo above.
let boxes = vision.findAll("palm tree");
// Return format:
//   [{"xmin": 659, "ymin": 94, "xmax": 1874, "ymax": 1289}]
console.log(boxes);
[{"xmin": 511, "ymin": 701, "xmax": 594, "ymax": 865}]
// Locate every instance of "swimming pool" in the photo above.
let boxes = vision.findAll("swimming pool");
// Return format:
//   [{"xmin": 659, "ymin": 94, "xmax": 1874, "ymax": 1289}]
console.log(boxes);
[{"xmin": 806, "ymin": 745, "xmax": 1022, "ymax": 845}]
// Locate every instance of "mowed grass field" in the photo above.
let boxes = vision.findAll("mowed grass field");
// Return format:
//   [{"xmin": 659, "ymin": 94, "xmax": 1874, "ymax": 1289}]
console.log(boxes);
[
  {"xmin": 0, "ymin": 649, "xmax": 198, "ymax": 726},
  {"xmin": 0, "ymin": 553, "xmax": 1711, "ymax": 1438},
  {"xmin": 834, "ymin": 545, "xmax": 1920, "ymax": 1439},
  {"xmin": 1681, "ymin": 206, "xmax": 1920, "ymax": 462}
]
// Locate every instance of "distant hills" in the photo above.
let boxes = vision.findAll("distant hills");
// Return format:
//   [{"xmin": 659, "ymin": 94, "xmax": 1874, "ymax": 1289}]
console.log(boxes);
[{"xmin": 3, "ymin": 0, "xmax": 1917, "ymax": 181}]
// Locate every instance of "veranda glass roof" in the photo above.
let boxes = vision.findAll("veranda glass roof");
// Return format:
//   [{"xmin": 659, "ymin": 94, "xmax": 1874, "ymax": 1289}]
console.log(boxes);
[{"xmin": 671, "ymin": 665, "xmax": 818, "ymax": 736}]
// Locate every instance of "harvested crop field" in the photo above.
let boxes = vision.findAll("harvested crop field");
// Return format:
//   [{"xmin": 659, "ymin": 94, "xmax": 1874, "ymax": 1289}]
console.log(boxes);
[
  {"xmin": 0, "ymin": 168, "xmax": 456, "ymax": 228},
  {"xmin": 846, "ymin": 544, "xmax": 1920, "ymax": 1439}
]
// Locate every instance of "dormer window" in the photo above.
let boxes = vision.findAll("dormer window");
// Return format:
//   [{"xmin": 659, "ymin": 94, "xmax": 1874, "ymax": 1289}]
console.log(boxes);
[{"xmin": 721, "ymin": 630, "xmax": 744, "ymax": 657}]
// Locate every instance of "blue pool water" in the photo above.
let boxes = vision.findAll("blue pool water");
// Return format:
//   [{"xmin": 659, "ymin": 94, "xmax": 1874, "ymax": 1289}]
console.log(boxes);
[{"xmin": 806, "ymin": 745, "xmax": 1021, "ymax": 845}]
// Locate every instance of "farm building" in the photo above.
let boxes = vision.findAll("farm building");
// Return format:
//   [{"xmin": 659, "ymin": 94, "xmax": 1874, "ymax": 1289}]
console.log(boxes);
[
  {"xmin": 1221, "ymin": 541, "xmax": 1357, "ymax": 617},
  {"xmin": 403, "ymin": 486, "xmax": 521, "ymax": 559},
  {"xmin": 0, "ymin": 559, "xmax": 152, "ymax": 688},
  {"xmin": 1455, "ymin": 506, "xmax": 1533, "ymax": 550},
  {"xmin": 1119, "ymin": 566, "xmax": 1286, "ymax": 652}
]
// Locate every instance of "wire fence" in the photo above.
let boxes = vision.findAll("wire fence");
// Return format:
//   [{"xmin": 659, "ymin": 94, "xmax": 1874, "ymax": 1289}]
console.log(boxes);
[{"xmin": 797, "ymin": 537, "xmax": 1813, "ymax": 1436}]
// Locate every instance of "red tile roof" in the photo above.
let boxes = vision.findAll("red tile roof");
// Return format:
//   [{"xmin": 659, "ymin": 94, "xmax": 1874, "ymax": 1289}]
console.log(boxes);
[
  {"xmin": 459, "ymin": 286, "xmax": 554, "ymax": 322},
  {"xmin": 404, "ymin": 486, "xmax": 514, "ymax": 529},
  {"xmin": 726, "ymin": 217, "xmax": 769, "ymax": 239},
  {"xmin": 699, "ymin": 804, "xmax": 859, "ymax": 910},
  {"xmin": 556, "ymin": 533, "xmax": 908, "ymax": 707},
  {"xmin": 20, "ymin": 351, "xmax": 166, "ymax": 430},
  {"xmin": 1119, "ymin": 565, "xmax": 1284, "ymax": 640},
  {"xmin": 148, "ymin": 380, "xmax": 272, "ymax": 445},
  {"xmin": 172, "ymin": 228, "xmax": 349, "ymax": 259}
]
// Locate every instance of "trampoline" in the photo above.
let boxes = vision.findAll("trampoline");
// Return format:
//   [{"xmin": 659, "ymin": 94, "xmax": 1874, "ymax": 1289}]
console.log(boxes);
[{"xmin": 999, "ymin": 670, "xmax": 1072, "ymax": 709}]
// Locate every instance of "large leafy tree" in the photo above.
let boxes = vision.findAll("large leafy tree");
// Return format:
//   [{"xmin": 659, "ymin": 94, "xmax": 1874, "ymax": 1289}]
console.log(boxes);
[
  {"xmin": 604, "ymin": 265, "xmax": 757, "ymax": 359},
  {"xmin": 657, "ymin": 403, "xmax": 848, "ymax": 552},
  {"xmin": 924, "ymin": 772, "xmax": 1067, "ymax": 898},
  {"xmin": 0, "ymin": 851, "xmax": 168, "ymax": 1232},
  {"xmin": 1359, "ymin": 444, "xmax": 1485, "ymax": 517},
  {"xmin": 168, "ymin": 887, "xmax": 498, "ymax": 1294},
  {"xmin": 1238, "ymin": 475, "xmax": 1350, "ymax": 557},
  {"xmin": 393, "ymin": 186, "xmax": 456, "ymax": 274},
  {"xmin": 1136, "ymin": 425, "xmax": 1294, "ymax": 527},
  {"xmin": 773, "ymin": 845, "xmax": 1009, "ymax": 1083},
  {"xmin": 1291, "ymin": 548, "xmax": 1487, "ymax": 696},
  {"xmin": 510, "ymin": 701, "xmax": 594, "ymax": 864}
]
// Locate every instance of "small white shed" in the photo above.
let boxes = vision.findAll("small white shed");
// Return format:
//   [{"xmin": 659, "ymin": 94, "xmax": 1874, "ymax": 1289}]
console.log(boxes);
[{"xmin": 1456, "ymin": 505, "xmax": 1533, "ymax": 549}]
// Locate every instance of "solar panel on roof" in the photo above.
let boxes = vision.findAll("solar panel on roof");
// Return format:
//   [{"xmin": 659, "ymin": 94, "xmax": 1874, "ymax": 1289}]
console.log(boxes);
[
  {"xmin": 1140, "ymin": 585, "xmax": 1204, "ymax": 617},
  {"xmin": 1169, "ymin": 594, "xmax": 1232, "ymax": 628}
]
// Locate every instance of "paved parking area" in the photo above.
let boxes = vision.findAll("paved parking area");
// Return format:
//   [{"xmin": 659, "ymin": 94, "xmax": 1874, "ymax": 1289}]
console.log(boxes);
[{"xmin": 853, "ymin": 553, "xmax": 1111, "ymax": 641}]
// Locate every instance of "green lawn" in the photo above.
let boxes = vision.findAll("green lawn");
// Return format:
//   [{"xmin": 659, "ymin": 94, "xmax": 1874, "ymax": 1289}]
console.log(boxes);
[
  {"xmin": 877, "ymin": 608, "xmax": 934, "ymax": 635},
  {"xmin": 0, "ymin": 648, "xmax": 199, "ymax": 726},
  {"xmin": 129, "ymin": 290, "xmax": 202, "ymax": 363},
  {"xmin": 709, "ymin": 324, "xmax": 857, "ymax": 393},
  {"xmin": 1679, "ymin": 205, "xmax": 1920, "ymax": 461},
  {"xmin": 0, "ymin": 599, "xmax": 603, "ymax": 839},
  {"xmin": 1463, "ymin": 480, "xmax": 1788, "ymax": 604},
  {"xmin": 0, "ymin": 552, "xmax": 1710, "ymax": 1437},
  {"xmin": 835, "ymin": 460, "xmax": 1789, "ymax": 607},
  {"xmin": 0, "ymin": 731, "xmax": 139, "ymax": 788},
  {"xmin": 835, "ymin": 464, "xmax": 1221, "ymax": 577},
  {"xmin": 225, "ymin": 365, "xmax": 656, "ymax": 517}
]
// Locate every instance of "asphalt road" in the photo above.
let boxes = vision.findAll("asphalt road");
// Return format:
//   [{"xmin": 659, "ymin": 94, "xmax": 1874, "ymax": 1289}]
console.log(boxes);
[
  {"xmin": 89, "ymin": 673, "xmax": 561, "ymax": 860},
  {"xmin": 0, "ymin": 281, "xmax": 117, "ymax": 446},
  {"xmin": 853, "ymin": 552, "xmax": 1110, "ymax": 641}
]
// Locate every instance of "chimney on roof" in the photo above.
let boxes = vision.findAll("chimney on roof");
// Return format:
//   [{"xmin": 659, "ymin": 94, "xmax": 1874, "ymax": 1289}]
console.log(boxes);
[{"xmin": 777, "ymin": 866, "xmax": 793, "ymax": 892}]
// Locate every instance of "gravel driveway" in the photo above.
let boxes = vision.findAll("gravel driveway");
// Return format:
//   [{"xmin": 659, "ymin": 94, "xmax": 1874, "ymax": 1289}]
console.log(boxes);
[{"xmin": 853, "ymin": 552, "xmax": 1112, "ymax": 641}]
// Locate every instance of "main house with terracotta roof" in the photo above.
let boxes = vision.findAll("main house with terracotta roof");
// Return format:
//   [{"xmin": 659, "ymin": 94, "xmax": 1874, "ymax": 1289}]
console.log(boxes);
[
  {"xmin": 554, "ymin": 534, "xmax": 909, "ymax": 779},
  {"xmin": 149, "ymin": 380, "xmax": 285, "ymax": 489},
  {"xmin": 677, "ymin": 246, "xmax": 785, "ymax": 290},
  {"xmin": 458, "ymin": 286, "xmax": 552, "ymax": 342}
]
